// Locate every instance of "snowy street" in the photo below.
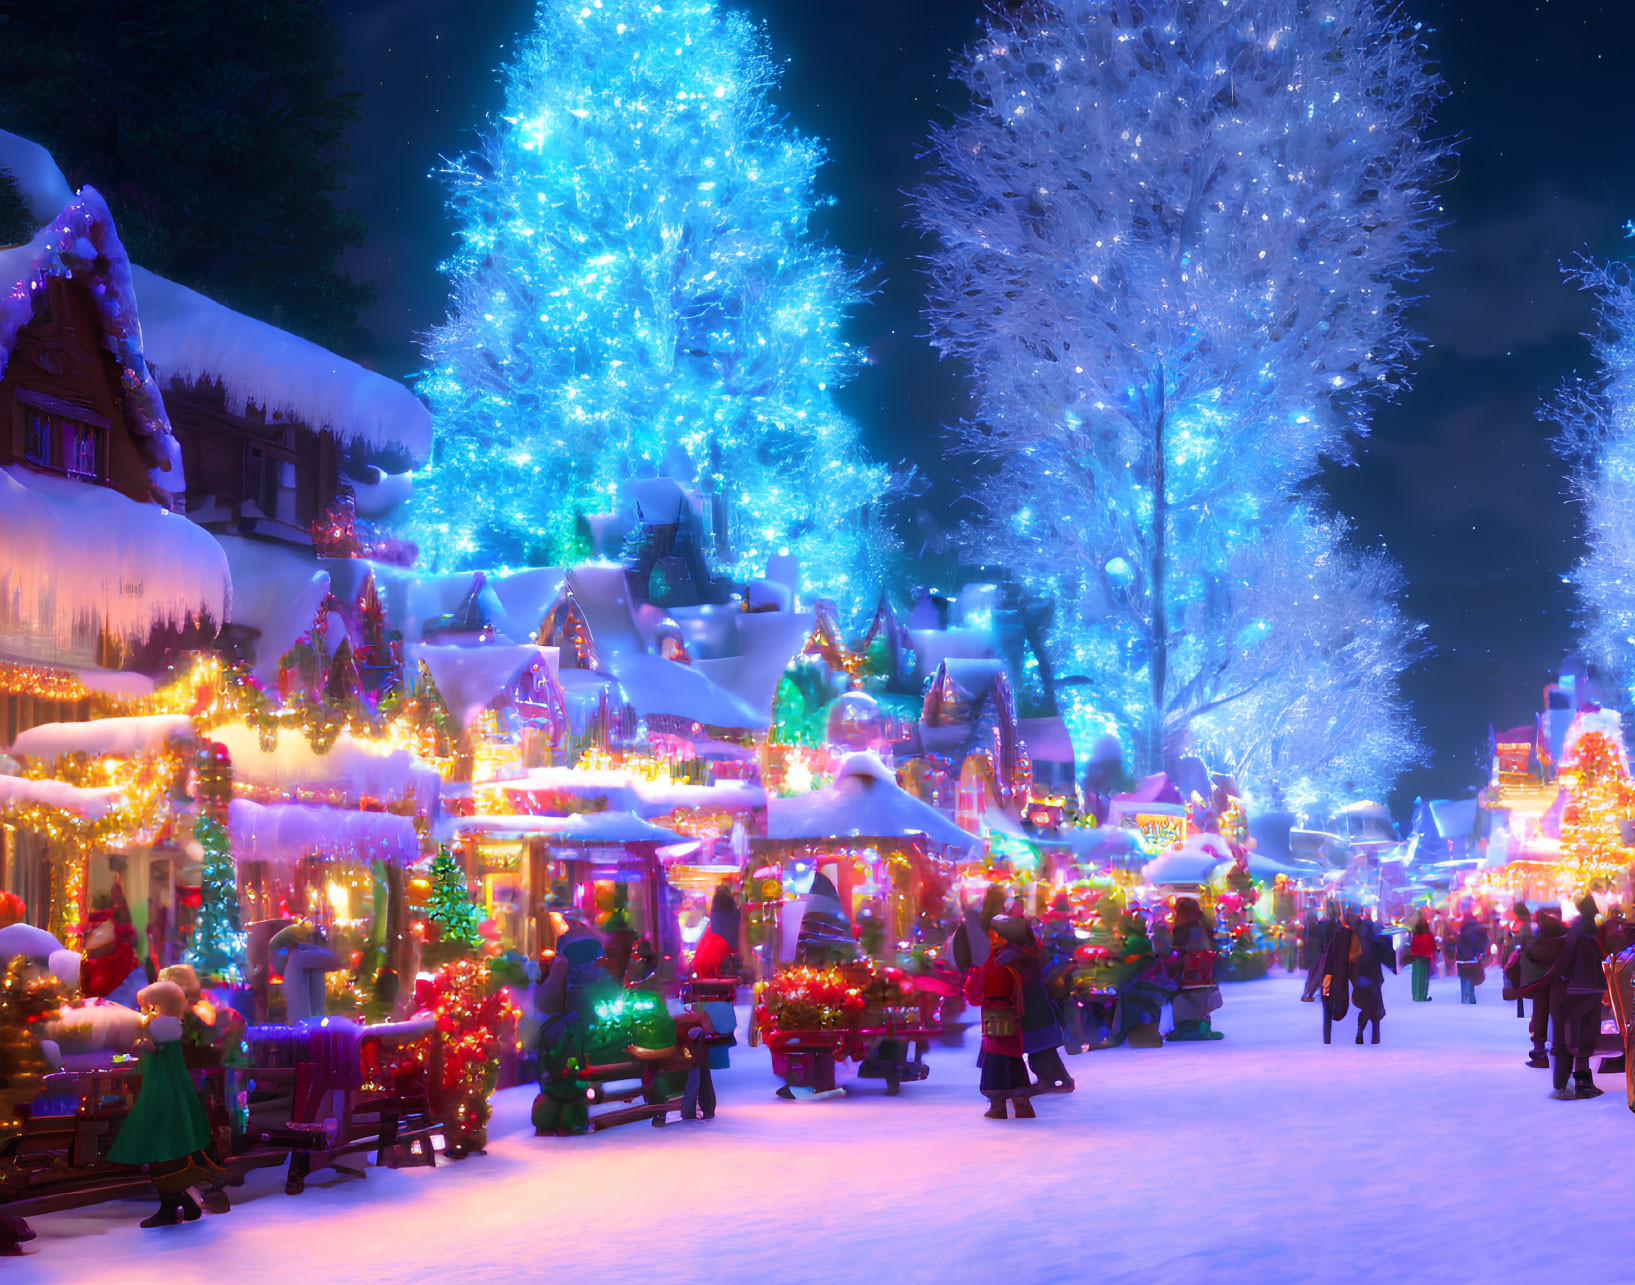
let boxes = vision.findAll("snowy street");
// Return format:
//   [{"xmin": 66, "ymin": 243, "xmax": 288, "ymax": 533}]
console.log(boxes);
[{"xmin": 14, "ymin": 970, "xmax": 1629, "ymax": 1284}]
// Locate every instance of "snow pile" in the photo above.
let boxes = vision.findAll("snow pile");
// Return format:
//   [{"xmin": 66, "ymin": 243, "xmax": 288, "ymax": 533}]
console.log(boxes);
[
  {"xmin": 768, "ymin": 753, "xmax": 976, "ymax": 848},
  {"xmin": 228, "ymin": 799, "xmax": 420, "ymax": 867},
  {"xmin": 209, "ymin": 724, "xmax": 440, "ymax": 813},
  {"xmin": 1143, "ymin": 832, "xmax": 1235, "ymax": 887},
  {"xmin": 0, "ymin": 773, "xmax": 121, "ymax": 818},
  {"xmin": 131, "ymin": 265, "xmax": 430, "ymax": 463},
  {"xmin": 10, "ymin": 714, "xmax": 194, "ymax": 760},
  {"xmin": 0, "ymin": 468, "xmax": 229, "ymax": 660},
  {"xmin": 690, "ymin": 609, "xmax": 812, "ymax": 718},
  {"xmin": 609, "ymin": 652, "xmax": 768, "ymax": 730}
]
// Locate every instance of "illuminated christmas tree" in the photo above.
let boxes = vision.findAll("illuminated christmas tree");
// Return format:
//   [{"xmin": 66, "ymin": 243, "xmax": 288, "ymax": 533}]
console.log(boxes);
[
  {"xmin": 411, "ymin": 0, "xmax": 897, "ymax": 613},
  {"xmin": 186, "ymin": 814, "xmax": 242, "ymax": 982},
  {"xmin": 1558, "ymin": 713, "xmax": 1635, "ymax": 892},
  {"xmin": 422, "ymin": 847, "xmax": 483, "ymax": 966},
  {"xmin": 916, "ymin": 0, "xmax": 1447, "ymax": 789}
]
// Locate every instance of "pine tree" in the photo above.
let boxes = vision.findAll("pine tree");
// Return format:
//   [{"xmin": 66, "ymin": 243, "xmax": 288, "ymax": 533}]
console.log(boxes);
[
  {"xmin": 1551, "ymin": 248, "xmax": 1635, "ymax": 705},
  {"xmin": 186, "ymin": 815, "xmax": 243, "ymax": 982},
  {"xmin": 423, "ymin": 847, "xmax": 483, "ymax": 965},
  {"xmin": 916, "ymin": 0, "xmax": 1446, "ymax": 790},
  {"xmin": 409, "ymin": 0, "xmax": 897, "ymax": 613}
]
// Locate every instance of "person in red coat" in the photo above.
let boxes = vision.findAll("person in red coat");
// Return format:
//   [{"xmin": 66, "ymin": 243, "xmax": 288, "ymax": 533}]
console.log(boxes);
[
  {"xmin": 1408, "ymin": 910, "xmax": 1436, "ymax": 1002},
  {"xmin": 962, "ymin": 916, "xmax": 1036, "ymax": 1119}
]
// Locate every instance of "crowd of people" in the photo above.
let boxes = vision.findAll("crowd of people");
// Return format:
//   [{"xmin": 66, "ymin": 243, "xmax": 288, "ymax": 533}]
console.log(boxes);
[{"xmin": 1291, "ymin": 893, "xmax": 1634, "ymax": 1101}]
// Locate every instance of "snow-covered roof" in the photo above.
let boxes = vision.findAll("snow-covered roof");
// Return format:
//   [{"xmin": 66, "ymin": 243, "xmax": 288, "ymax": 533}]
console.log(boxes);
[
  {"xmin": 690, "ymin": 609, "xmax": 813, "ymax": 719},
  {"xmin": 131, "ymin": 266, "xmax": 430, "ymax": 464},
  {"xmin": 0, "ymin": 773, "xmax": 122, "ymax": 819},
  {"xmin": 413, "ymin": 642, "xmax": 554, "ymax": 727},
  {"xmin": 767, "ymin": 753, "xmax": 976, "ymax": 848},
  {"xmin": 445, "ymin": 810, "xmax": 690, "ymax": 846},
  {"xmin": 0, "ymin": 466, "xmax": 230, "ymax": 658},
  {"xmin": 496, "ymin": 766, "xmax": 765, "ymax": 817},
  {"xmin": 10, "ymin": 714, "xmax": 194, "ymax": 759},
  {"xmin": 609, "ymin": 652, "xmax": 768, "ymax": 730},
  {"xmin": 215, "ymin": 535, "xmax": 331, "ymax": 685},
  {"xmin": 209, "ymin": 723, "xmax": 441, "ymax": 813},
  {"xmin": 0, "ymin": 188, "xmax": 184, "ymax": 494},
  {"xmin": 0, "ymin": 130, "xmax": 428, "ymax": 466},
  {"xmin": 908, "ymin": 626, "xmax": 996, "ymax": 683},
  {"xmin": 229, "ymin": 798, "xmax": 421, "ymax": 867},
  {"xmin": 0, "ymin": 130, "xmax": 73, "ymax": 226},
  {"xmin": 1017, "ymin": 716, "xmax": 1076, "ymax": 766}
]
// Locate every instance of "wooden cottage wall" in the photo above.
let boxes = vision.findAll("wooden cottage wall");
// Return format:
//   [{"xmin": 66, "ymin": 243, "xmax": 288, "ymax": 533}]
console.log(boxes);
[{"xmin": 0, "ymin": 275, "xmax": 154, "ymax": 502}]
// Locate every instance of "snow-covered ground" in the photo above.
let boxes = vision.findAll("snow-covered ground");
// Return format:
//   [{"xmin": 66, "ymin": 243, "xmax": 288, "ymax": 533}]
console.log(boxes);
[{"xmin": 12, "ymin": 969, "xmax": 1630, "ymax": 1284}]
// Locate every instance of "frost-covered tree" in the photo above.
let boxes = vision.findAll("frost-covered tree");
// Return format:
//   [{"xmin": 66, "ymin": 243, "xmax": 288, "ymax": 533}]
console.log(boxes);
[
  {"xmin": 411, "ymin": 0, "xmax": 896, "ymax": 611},
  {"xmin": 1190, "ymin": 513, "xmax": 1426, "ymax": 809},
  {"xmin": 1551, "ymin": 249, "xmax": 1635, "ymax": 706},
  {"xmin": 917, "ymin": 0, "xmax": 1446, "ymax": 783}
]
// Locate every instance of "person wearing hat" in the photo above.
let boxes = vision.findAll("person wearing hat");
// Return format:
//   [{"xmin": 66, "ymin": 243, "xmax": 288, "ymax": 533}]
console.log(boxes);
[
  {"xmin": 1547, "ymin": 895, "xmax": 1608, "ymax": 1100},
  {"xmin": 960, "ymin": 915, "xmax": 1036, "ymax": 1119}
]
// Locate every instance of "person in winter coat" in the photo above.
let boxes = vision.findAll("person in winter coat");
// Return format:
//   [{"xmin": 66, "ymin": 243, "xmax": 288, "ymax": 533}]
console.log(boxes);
[
  {"xmin": 1304, "ymin": 906, "xmax": 1355, "ymax": 1044},
  {"xmin": 1409, "ymin": 911, "xmax": 1436, "ymax": 1002},
  {"xmin": 1504, "ymin": 902, "xmax": 1534, "ymax": 1017},
  {"xmin": 1349, "ymin": 916, "xmax": 1391, "ymax": 1044},
  {"xmin": 1299, "ymin": 908, "xmax": 1324, "ymax": 977},
  {"xmin": 1168, "ymin": 898, "xmax": 1224, "ymax": 1041},
  {"xmin": 1548, "ymin": 896, "xmax": 1607, "ymax": 1100},
  {"xmin": 689, "ymin": 885, "xmax": 741, "ymax": 981},
  {"xmin": 963, "ymin": 916, "xmax": 1037, "ymax": 1119},
  {"xmin": 1456, "ymin": 915, "xmax": 1491, "ymax": 1004},
  {"xmin": 1520, "ymin": 909, "xmax": 1566, "ymax": 1069},
  {"xmin": 1440, "ymin": 915, "xmax": 1458, "ymax": 979},
  {"xmin": 1005, "ymin": 916, "xmax": 1074, "ymax": 1092}
]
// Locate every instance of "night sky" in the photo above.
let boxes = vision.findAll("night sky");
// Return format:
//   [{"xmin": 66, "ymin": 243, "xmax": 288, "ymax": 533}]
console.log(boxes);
[{"xmin": 324, "ymin": 0, "xmax": 1635, "ymax": 810}]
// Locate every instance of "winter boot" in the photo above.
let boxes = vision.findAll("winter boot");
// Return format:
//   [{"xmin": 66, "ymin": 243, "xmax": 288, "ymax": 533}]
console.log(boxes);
[
  {"xmin": 1012, "ymin": 1097, "xmax": 1036, "ymax": 1119},
  {"xmin": 1575, "ymin": 1073, "xmax": 1605, "ymax": 1100},
  {"xmin": 1370, "ymin": 1020, "xmax": 1381, "ymax": 1045},
  {"xmin": 1551, "ymin": 1085, "xmax": 1580, "ymax": 1100},
  {"xmin": 1527, "ymin": 1052, "xmax": 1551, "ymax": 1068},
  {"xmin": 1169, "ymin": 1020, "xmax": 1201, "ymax": 1042},
  {"xmin": 140, "ymin": 1201, "xmax": 184, "ymax": 1229},
  {"xmin": 1200, "ymin": 1019, "xmax": 1224, "ymax": 1040},
  {"xmin": 983, "ymin": 1100, "xmax": 1006, "ymax": 1120},
  {"xmin": 1127, "ymin": 1019, "xmax": 1163, "ymax": 1049}
]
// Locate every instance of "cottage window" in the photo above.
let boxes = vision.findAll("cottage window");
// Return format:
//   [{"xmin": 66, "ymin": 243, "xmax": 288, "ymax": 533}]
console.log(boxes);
[
  {"xmin": 23, "ymin": 411, "xmax": 50, "ymax": 467},
  {"xmin": 19, "ymin": 405, "xmax": 106, "ymax": 481}
]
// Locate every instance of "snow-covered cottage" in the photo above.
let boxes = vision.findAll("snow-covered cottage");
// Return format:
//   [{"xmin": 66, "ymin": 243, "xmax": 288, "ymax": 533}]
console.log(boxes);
[
  {"xmin": 0, "ymin": 140, "xmax": 229, "ymax": 731},
  {"xmin": 0, "ymin": 129, "xmax": 430, "ymax": 551}
]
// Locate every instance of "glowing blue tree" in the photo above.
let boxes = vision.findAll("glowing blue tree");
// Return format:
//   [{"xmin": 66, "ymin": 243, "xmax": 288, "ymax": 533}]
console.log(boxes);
[
  {"xmin": 917, "ymin": 0, "xmax": 1445, "ymax": 791},
  {"xmin": 1552, "ymin": 245, "xmax": 1635, "ymax": 706},
  {"xmin": 410, "ymin": 0, "xmax": 896, "ymax": 612}
]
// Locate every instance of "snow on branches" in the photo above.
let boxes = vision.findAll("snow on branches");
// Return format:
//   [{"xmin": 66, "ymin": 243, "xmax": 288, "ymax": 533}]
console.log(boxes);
[
  {"xmin": 1550, "ymin": 251, "xmax": 1635, "ymax": 709},
  {"xmin": 917, "ymin": 0, "xmax": 1447, "ymax": 796}
]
